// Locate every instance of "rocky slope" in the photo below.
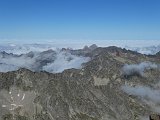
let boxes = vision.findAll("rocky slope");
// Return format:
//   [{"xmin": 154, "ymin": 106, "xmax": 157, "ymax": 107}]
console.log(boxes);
[{"xmin": 0, "ymin": 46, "xmax": 160, "ymax": 120}]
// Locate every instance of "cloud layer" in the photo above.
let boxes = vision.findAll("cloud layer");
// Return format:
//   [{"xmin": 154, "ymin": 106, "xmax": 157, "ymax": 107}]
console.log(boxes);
[
  {"xmin": 121, "ymin": 62, "xmax": 158, "ymax": 77},
  {"xmin": 0, "ymin": 50, "xmax": 90, "ymax": 73},
  {"xmin": 121, "ymin": 85, "xmax": 160, "ymax": 104},
  {"xmin": 0, "ymin": 44, "xmax": 56, "ymax": 55},
  {"xmin": 0, "ymin": 41, "xmax": 160, "ymax": 55},
  {"xmin": 42, "ymin": 52, "xmax": 90, "ymax": 73}
]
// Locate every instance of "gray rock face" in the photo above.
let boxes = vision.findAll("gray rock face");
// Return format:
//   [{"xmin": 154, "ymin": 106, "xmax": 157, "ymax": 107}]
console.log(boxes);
[{"xmin": 0, "ymin": 46, "xmax": 160, "ymax": 120}]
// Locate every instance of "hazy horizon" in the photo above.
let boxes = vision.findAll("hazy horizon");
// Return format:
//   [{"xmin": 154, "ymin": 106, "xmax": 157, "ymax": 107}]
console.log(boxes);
[{"xmin": 0, "ymin": 39, "xmax": 160, "ymax": 48}]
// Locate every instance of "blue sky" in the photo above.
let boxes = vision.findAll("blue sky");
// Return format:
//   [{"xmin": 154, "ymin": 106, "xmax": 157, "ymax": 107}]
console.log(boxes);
[{"xmin": 0, "ymin": 0, "xmax": 160, "ymax": 42}]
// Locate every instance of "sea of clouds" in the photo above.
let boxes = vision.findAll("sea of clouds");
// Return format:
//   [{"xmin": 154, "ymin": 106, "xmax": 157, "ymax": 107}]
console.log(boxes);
[
  {"xmin": 1, "ymin": 40, "xmax": 160, "ymax": 55},
  {"xmin": 0, "ymin": 49, "xmax": 90, "ymax": 73}
]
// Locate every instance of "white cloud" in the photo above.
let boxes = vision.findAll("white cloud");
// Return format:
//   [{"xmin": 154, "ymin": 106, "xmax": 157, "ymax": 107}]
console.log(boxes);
[
  {"xmin": 0, "ymin": 63, "xmax": 19, "ymax": 72},
  {"xmin": 0, "ymin": 50, "xmax": 90, "ymax": 73},
  {"xmin": 122, "ymin": 62, "xmax": 158, "ymax": 77},
  {"xmin": 0, "ymin": 44, "xmax": 56, "ymax": 55},
  {"xmin": 1, "ymin": 40, "xmax": 160, "ymax": 55},
  {"xmin": 121, "ymin": 84, "xmax": 160, "ymax": 113},
  {"xmin": 121, "ymin": 85, "xmax": 160, "ymax": 104},
  {"xmin": 42, "ymin": 52, "xmax": 90, "ymax": 73}
]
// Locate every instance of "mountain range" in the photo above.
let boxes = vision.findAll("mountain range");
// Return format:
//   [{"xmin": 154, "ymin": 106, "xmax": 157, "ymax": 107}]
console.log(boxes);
[{"xmin": 0, "ymin": 45, "xmax": 160, "ymax": 120}]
